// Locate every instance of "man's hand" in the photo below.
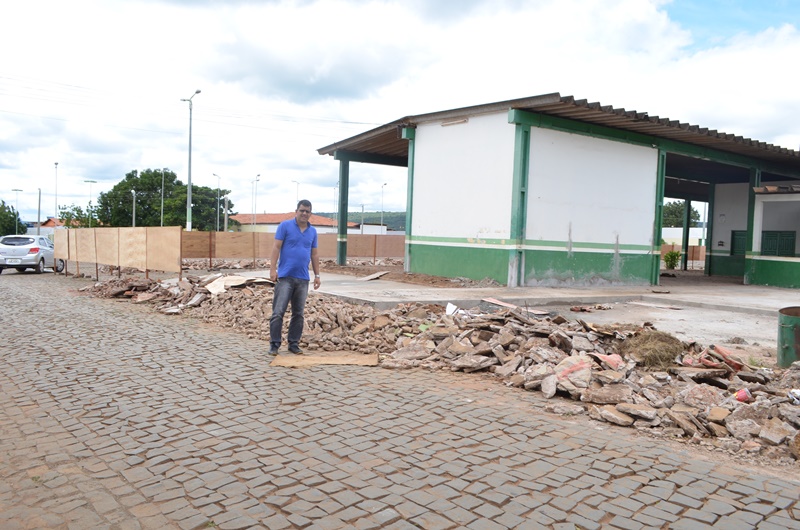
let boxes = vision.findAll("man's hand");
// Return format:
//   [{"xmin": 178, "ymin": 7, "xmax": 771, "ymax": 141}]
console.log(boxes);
[
  {"xmin": 270, "ymin": 269, "xmax": 277, "ymax": 282},
  {"xmin": 313, "ymin": 276, "xmax": 321, "ymax": 290}
]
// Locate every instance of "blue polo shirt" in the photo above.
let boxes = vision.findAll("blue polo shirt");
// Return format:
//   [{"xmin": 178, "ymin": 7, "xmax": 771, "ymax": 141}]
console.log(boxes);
[{"xmin": 275, "ymin": 218, "xmax": 318, "ymax": 280}]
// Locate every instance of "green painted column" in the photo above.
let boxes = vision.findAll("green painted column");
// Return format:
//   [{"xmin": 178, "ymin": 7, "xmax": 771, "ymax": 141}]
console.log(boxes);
[
  {"xmin": 681, "ymin": 200, "xmax": 691, "ymax": 270},
  {"xmin": 744, "ymin": 167, "xmax": 761, "ymax": 284},
  {"xmin": 705, "ymin": 185, "xmax": 715, "ymax": 274},
  {"xmin": 651, "ymin": 150, "xmax": 667, "ymax": 284},
  {"xmin": 402, "ymin": 127, "xmax": 416, "ymax": 273},
  {"xmin": 335, "ymin": 156, "xmax": 350, "ymax": 265},
  {"xmin": 508, "ymin": 110, "xmax": 531, "ymax": 287}
]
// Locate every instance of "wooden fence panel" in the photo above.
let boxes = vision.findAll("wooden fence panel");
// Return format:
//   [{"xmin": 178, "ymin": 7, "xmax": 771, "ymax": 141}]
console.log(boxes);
[
  {"xmin": 95, "ymin": 228, "xmax": 119, "ymax": 267},
  {"xmin": 147, "ymin": 227, "xmax": 182, "ymax": 272},
  {"xmin": 119, "ymin": 228, "xmax": 147, "ymax": 270}
]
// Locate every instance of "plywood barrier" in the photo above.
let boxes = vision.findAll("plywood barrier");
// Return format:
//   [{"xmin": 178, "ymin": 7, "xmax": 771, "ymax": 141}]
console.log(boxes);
[
  {"xmin": 95, "ymin": 228, "xmax": 119, "ymax": 266},
  {"xmin": 147, "ymin": 227, "xmax": 182, "ymax": 272},
  {"xmin": 53, "ymin": 227, "xmax": 405, "ymax": 277},
  {"xmin": 660, "ymin": 244, "xmax": 706, "ymax": 261}
]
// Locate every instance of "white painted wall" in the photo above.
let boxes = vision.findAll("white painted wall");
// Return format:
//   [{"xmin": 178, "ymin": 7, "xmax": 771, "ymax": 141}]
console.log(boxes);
[
  {"xmin": 411, "ymin": 112, "xmax": 515, "ymax": 239},
  {"xmin": 752, "ymin": 183, "xmax": 800, "ymax": 254},
  {"xmin": 526, "ymin": 128, "xmax": 658, "ymax": 246},
  {"xmin": 712, "ymin": 183, "xmax": 749, "ymax": 250},
  {"xmin": 662, "ymin": 227, "xmax": 706, "ymax": 245}
]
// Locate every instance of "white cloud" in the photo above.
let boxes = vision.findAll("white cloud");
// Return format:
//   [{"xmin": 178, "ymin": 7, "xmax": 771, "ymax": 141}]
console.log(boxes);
[{"xmin": 1, "ymin": 0, "xmax": 798, "ymax": 222}]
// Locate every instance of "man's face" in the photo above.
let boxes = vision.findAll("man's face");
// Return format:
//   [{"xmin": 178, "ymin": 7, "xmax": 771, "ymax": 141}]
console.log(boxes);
[{"xmin": 296, "ymin": 205, "xmax": 311, "ymax": 222}]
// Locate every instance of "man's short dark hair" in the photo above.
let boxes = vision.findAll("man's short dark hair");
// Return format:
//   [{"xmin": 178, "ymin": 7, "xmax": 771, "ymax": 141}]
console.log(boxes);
[{"xmin": 297, "ymin": 200, "xmax": 312, "ymax": 210}]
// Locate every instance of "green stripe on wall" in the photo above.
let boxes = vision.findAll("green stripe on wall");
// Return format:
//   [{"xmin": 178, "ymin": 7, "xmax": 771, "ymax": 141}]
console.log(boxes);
[
  {"xmin": 408, "ymin": 235, "xmax": 651, "ymax": 252},
  {"xmin": 524, "ymin": 240, "xmax": 651, "ymax": 252}
]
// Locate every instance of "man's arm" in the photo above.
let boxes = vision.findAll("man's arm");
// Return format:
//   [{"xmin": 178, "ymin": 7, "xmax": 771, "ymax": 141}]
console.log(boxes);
[
  {"xmin": 311, "ymin": 247, "xmax": 320, "ymax": 290},
  {"xmin": 270, "ymin": 239, "xmax": 283, "ymax": 282}
]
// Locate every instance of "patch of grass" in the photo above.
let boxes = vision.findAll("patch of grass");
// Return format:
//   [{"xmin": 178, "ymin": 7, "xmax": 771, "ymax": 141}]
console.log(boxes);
[
  {"xmin": 747, "ymin": 356, "xmax": 765, "ymax": 368},
  {"xmin": 619, "ymin": 330, "xmax": 684, "ymax": 370}
]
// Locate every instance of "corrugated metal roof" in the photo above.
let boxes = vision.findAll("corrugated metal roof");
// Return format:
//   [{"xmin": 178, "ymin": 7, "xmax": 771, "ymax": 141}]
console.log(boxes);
[{"xmin": 318, "ymin": 92, "xmax": 800, "ymax": 170}]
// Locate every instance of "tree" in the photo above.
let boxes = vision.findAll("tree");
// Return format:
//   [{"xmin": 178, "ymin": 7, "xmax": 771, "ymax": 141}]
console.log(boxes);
[
  {"xmin": 59, "ymin": 204, "xmax": 97, "ymax": 228},
  {"xmin": 95, "ymin": 169, "xmax": 236, "ymax": 230},
  {"xmin": 662, "ymin": 200, "xmax": 700, "ymax": 228},
  {"xmin": 0, "ymin": 199, "xmax": 26, "ymax": 235}
]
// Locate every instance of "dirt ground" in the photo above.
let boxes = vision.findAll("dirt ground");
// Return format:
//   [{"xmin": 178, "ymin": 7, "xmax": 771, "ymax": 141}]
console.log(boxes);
[{"xmin": 319, "ymin": 258, "xmax": 501, "ymax": 288}]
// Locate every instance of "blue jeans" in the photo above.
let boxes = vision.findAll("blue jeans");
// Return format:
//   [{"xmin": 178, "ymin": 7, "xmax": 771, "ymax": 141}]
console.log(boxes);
[{"xmin": 270, "ymin": 277, "xmax": 309, "ymax": 349}]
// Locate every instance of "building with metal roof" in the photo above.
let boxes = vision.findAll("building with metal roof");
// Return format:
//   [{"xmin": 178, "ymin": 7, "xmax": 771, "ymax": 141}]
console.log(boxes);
[{"xmin": 319, "ymin": 93, "xmax": 800, "ymax": 288}]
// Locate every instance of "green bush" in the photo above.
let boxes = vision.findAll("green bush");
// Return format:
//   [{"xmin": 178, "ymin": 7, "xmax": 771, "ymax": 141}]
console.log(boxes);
[{"xmin": 664, "ymin": 250, "xmax": 681, "ymax": 270}]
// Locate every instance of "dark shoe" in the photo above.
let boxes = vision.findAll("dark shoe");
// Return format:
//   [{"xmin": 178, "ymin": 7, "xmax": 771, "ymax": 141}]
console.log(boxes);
[
  {"xmin": 288, "ymin": 345, "xmax": 303, "ymax": 355},
  {"xmin": 268, "ymin": 345, "xmax": 280, "ymax": 355}
]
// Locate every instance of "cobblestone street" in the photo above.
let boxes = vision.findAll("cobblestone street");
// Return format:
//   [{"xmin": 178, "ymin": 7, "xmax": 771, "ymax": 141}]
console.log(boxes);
[{"xmin": 1, "ymin": 272, "xmax": 798, "ymax": 529}]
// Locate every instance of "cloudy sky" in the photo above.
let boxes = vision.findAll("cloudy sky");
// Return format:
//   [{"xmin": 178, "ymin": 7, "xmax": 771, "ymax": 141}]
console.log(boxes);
[{"xmin": 2, "ymin": 0, "xmax": 799, "ymax": 224}]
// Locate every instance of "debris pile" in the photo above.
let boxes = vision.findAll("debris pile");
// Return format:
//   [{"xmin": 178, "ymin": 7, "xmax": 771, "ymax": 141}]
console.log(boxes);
[
  {"xmin": 81, "ymin": 273, "xmax": 800, "ymax": 463},
  {"xmin": 384, "ymin": 305, "xmax": 800, "ymax": 462}
]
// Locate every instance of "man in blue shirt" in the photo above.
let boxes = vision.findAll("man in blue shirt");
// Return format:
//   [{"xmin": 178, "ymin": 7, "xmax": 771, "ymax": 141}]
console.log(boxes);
[{"xmin": 268, "ymin": 200, "xmax": 321, "ymax": 354}]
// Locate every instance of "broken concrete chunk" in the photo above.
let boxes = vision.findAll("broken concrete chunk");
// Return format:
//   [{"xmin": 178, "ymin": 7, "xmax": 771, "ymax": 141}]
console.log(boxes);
[
  {"xmin": 680, "ymin": 384, "xmax": 726, "ymax": 409},
  {"xmin": 594, "ymin": 370, "xmax": 625, "ymax": 385},
  {"xmin": 448, "ymin": 339, "xmax": 477, "ymax": 356},
  {"xmin": 554, "ymin": 355, "xmax": 593, "ymax": 389},
  {"xmin": 544, "ymin": 403, "xmax": 585, "ymax": 416},
  {"xmin": 616, "ymin": 402, "xmax": 658, "ymax": 421},
  {"xmin": 450, "ymin": 355, "xmax": 498, "ymax": 373},
  {"xmin": 571, "ymin": 335, "xmax": 594, "ymax": 352},
  {"xmin": 725, "ymin": 418, "xmax": 762, "ymax": 441},
  {"xmin": 597, "ymin": 405, "xmax": 635, "ymax": 426},
  {"xmin": 581, "ymin": 384, "xmax": 633, "ymax": 405},
  {"xmin": 548, "ymin": 329, "xmax": 572, "ymax": 352},
  {"xmin": 541, "ymin": 374, "xmax": 558, "ymax": 399},
  {"xmin": 758, "ymin": 418, "xmax": 798, "ymax": 446},
  {"xmin": 495, "ymin": 356, "xmax": 523, "ymax": 378},
  {"xmin": 707, "ymin": 407, "xmax": 731, "ymax": 424}
]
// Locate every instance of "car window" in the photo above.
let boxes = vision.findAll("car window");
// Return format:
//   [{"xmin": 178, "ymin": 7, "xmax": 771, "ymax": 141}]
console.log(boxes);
[{"xmin": 1, "ymin": 237, "xmax": 35, "ymax": 246}]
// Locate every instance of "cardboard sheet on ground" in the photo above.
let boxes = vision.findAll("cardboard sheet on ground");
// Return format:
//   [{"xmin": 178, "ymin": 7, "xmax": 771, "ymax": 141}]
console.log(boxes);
[{"xmin": 270, "ymin": 350, "xmax": 379, "ymax": 368}]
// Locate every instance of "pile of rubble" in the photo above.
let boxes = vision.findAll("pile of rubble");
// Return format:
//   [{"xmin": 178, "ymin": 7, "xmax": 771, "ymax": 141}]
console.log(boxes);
[{"xmin": 81, "ymin": 273, "xmax": 800, "ymax": 464}]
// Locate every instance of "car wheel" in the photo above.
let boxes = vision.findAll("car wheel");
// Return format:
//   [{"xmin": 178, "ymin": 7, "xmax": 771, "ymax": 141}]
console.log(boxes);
[
  {"xmin": 55, "ymin": 259, "xmax": 65, "ymax": 273},
  {"xmin": 34, "ymin": 259, "xmax": 44, "ymax": 274},
  {"xmin": 0, "ymin": 267, "xmax": 3, "ymax": 274}
]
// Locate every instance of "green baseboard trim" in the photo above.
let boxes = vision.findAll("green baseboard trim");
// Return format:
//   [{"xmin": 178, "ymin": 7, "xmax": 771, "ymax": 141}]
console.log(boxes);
[
  {"xmin": 709, "ymin": 255, "xmax": 745, "ymax": 276},
  {"xmin": 524, "ymin": 249, "xmax": 652, "ymax": 285},
  {"xmin": 745, "ymin": 257, "xmax": 800, "ymax": 288},
  {"xmin": 408, "ymin": 244, "xmax": 509, "ymax": 284},
  {"xmin": 407, "ymin": 242, "xmax": 654, "ymax": 286}
]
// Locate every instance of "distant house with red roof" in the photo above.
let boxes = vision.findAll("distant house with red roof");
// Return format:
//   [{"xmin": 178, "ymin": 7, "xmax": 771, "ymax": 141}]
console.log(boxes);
[{"xmin": 229, "ymin": 212, "xmax": 358, "ymax": 233}]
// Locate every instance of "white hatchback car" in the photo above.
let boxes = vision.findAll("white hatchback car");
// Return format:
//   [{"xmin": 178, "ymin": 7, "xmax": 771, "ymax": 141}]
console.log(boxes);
[{"xmin": 0, "ymin": 235, "xmax": 64, "ymax": 274}]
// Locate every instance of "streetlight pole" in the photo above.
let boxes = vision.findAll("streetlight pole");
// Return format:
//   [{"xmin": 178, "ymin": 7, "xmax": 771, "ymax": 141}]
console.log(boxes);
[
  {"xmin": 291, "ymin": 180, "xmax": 299, "ymax": 202},
  {"xmin": 180, "ymin": 89, "xmax": 201, "ymax": 231},
  {"xmin": 381, "ymin": 182, "xmax": 387, "ymax": 235},
  {"xmin": 160, "ymin": 168, "xmax": 166, "ymax": 227},
  {"xmin": 213, "ymin": 173, "xmax": 221, "ymax": 232},
  {"xmin": 84, "ymin": 180, "xmax": 96, "ymax": 228},
  {"xmin": 54, "ymin": 162, "xmax": 58, "ymax": 222},
  {"xmin": 12, "ymin": 188, "xmax": 22, "ymax": 235},
  {"xmin": 131, "ymin": 189, "xmax": 137, "ymax": 227},
  {"xmin": 252, "ymin": 174, "xmax": 260, "ymax": 227}
]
